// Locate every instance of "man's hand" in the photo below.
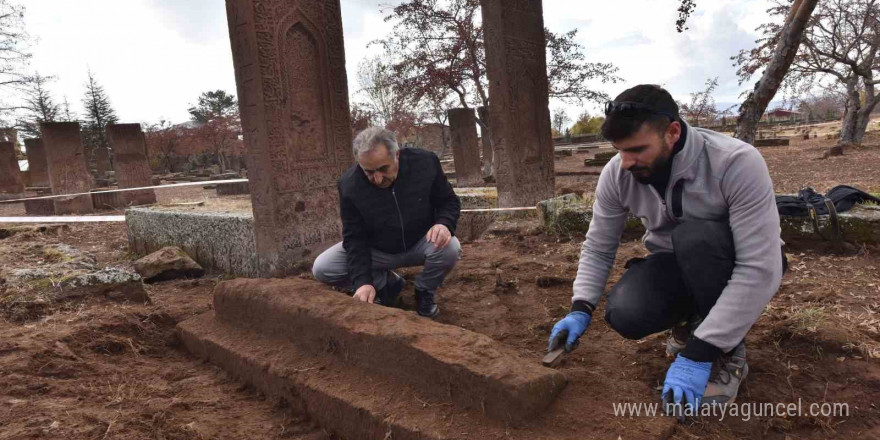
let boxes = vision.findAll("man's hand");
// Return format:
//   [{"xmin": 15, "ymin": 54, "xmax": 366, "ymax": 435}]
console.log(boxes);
[
  {"xmin": 353, "ymin": 285, "xmax": 377, "ymax": 303},
  {"xmin": 661, "ymin": 354, "xmax": 712, "ymax": 421},
  {"xmin": 548, "ymin": 311, "xmax": 592, "ymax": 353},
  {"xmin": 426, "ymin": 224, "xmax": 452, "ymax": 249}
]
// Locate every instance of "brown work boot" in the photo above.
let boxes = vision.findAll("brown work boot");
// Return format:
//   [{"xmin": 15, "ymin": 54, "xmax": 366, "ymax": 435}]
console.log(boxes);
[
  {"xmin": 702, "ymin": 341, "xmax": 749, "ymax": 406},
  {"xmin": 665, "ymin": 316, "xmax": 701, "ymax": 358}
]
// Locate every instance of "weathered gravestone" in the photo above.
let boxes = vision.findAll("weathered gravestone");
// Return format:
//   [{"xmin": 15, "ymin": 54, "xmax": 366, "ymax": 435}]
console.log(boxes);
[
  {"xmin": 107, "ymin": 124, "xmax": 157, "ymax": 206},
  {"xmin": 0, "ymin": 141, "xmax": 25, "ymax": 200},
  {"xmin": 41, "ymin": 122, "xmax": 94, "ymax": 214},
  {"xmin": 447, "ymin": 108, "xmax": 484, "ymax": 187},
  {"xmin": 25, "ymin": 138, "xmax": 50, "ymax": 187},
  {"xmin": 481, "ymin": 0, "xmax": 555, "ymax": 207},
  {"xmin": 225, "ymin": 0, "xmax": 353, "ymax": 276}
]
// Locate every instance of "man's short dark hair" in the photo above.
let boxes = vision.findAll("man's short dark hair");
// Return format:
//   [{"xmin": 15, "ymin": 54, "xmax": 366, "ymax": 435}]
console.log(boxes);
[{"xmin": 600, "ymin": 84, "xmax": 680, "ymax": 142}]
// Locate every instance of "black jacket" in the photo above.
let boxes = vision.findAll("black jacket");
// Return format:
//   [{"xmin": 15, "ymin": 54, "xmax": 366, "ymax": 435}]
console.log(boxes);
[{"xmin": 338, "ymin": 148, "xmax": 461, "ymax": 290}]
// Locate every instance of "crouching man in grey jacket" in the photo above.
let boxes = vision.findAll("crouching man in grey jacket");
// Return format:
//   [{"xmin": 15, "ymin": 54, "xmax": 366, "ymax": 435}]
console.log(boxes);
[{"xmin": 548, "ymin": 85, "xmax": 786, "ymax": 417}]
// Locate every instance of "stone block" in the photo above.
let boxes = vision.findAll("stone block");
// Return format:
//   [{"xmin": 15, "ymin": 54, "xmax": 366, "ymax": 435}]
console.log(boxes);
[
  {"xmin": 538, "ymin": 194, "xmax": 644, "ymax": 235},
  {"xmin": 91, "ymin": 191, "xmax": 127, "ymax": 210},
  {"xmin": 24, "ymin": 198, "xmax": 55, "ymax": 216},
  {"xmin": 780, "ymin": 205, "xmax": 880, "ymax": 244},
  {"xmin": 134, "ymin": 246, "xmax": 205, "ymax": 283},
  {"xmin": 179, "ymin": 313, "xmax": 445, "ymax": 440},
  {"xmin": 754, "ymin": 138, "xmax": 790, "ymax": 147},
  {"xmin": 125, "ymin": 207, "xmax": 259, "ymax": 277},
  {"xmin": 216, "ymin": 181, "xmax": 249, "ymax": 196},
  {"xmin": 208, "ymin": 278, "xmax": 567, "ymax": 421}
]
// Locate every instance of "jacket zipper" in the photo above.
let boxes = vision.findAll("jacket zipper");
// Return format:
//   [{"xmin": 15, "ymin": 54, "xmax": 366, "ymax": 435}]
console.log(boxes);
[{"xmin": 391, "ymin": 188, "xmax": 407, "ymax": 252}]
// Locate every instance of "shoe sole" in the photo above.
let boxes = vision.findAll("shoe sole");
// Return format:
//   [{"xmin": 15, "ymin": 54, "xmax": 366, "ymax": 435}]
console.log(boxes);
[{"xmin": 417, "ymin": 306, "xmax": 439, "ymax": 318}]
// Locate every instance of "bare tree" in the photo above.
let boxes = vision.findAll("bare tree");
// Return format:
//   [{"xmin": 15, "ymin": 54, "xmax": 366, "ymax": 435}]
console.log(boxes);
[
  {"xmin": 797, "ymin": 89, "xmax": 847, "ymax": 122},
  {"xmin": 789, "ymin": 0, "xmax": 880, "ymax": 146},
  {"xmin": 144, "ymin": 120, "xmax": 184, "ymax": 173},
  {"xmin": 732, "ymin": 0, "xmax": 820, "ymax": 145},
  {"xmin": 17, "ymin": 72, "xmax": 59, "ymax": 137},
  {"xmin": 0, "ymin": 0, "xmax": 31, "ymax": 121},
  {"xmin": 680, "ymin": 77, "xmax": 719, "ymax": 127},
  {"xmin": 356, "ymin": 56, "xmax": 417, "ymax": 134},
  {"xmin": 375, "ymin": 0, "xmax": 621, "ymax": 168},
  {"xmin": 551, "ymin": 107, "xmax": 570, "ymax": 135}
]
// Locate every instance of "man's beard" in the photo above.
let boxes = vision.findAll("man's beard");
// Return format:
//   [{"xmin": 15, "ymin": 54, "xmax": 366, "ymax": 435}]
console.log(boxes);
[{"xmin": 627, "ymin": 140, "xmax": 671, "ymax": 185}]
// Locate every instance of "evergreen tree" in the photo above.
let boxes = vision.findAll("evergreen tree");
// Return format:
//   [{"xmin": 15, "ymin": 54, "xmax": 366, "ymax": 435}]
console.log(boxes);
[
  {"xmin": 81, "ymin": 69, "xmax": 118, "ymax": 153},
  {"xmin": 187, "ymin": 90, "xmax": 237, "ymax": 123},
  {"xmin": 60, "ymin": 96, "xmax": 77, "ymax": 122}
]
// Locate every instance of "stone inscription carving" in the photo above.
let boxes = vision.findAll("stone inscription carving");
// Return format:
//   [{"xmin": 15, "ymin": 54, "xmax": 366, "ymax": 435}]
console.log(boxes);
[{"xmin": 226, "ymin": 0, "xmax": 352, "ymax": 275}]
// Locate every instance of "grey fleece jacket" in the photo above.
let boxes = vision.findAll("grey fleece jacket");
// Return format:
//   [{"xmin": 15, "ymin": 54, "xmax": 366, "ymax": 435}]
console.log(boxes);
[{"xmin": 573, "ymin": 122, "xmax": 783, "ymax": 354}]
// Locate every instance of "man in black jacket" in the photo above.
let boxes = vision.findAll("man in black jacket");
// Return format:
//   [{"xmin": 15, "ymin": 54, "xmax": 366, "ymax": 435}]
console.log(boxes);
[{"xmin": 312, "ymin": 126, "xmax": 462, "ymax": 317}]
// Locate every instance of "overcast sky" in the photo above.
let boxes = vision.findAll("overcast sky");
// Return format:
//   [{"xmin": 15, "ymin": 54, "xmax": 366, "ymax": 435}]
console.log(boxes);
[{"xmin": 20, "ymin": 0, "xmax": 774, "ymax": 125}]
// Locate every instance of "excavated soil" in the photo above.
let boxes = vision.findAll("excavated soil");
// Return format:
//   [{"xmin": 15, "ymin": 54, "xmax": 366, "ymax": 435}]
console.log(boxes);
[{"xmin": 1, "ymin": 133, "xmax": 880, "ymax": 439}]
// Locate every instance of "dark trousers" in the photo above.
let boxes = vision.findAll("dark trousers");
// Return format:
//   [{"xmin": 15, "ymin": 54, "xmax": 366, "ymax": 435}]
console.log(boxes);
[{"xmin": 604, "ymin": 220, "xmax": 786, "ymax": 341}]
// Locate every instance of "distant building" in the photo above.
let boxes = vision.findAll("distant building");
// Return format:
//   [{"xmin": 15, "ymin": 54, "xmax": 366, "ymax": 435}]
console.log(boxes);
[{"xmin": 762, "ymin": 108, "xmax": 803, "ymax": 123}]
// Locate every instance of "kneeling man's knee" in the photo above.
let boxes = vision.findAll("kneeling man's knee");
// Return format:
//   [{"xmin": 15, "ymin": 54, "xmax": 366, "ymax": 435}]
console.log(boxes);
[
  {"xmin": 604, "ymin": 285, "xmax": 655, "ymax": 340},
  {"xmin": 432, "ymin": 237, "xmax": 462, "ymax": 268}
]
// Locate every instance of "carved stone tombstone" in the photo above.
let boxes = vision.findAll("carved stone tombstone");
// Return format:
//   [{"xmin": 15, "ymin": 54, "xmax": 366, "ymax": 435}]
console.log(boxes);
[
  {"xmin": 480, "ymin": 0, "xmax": 555, "ymax": 207},
  {"xmin": 447, "ymin": 108, "xmax": 484, "ymax": 187},
  {"xmin": 25, "ymin": 138, "xmax": 51, "ymax": 187},
  {"xmin": 225, "ymin": 0, "xmax": 353, "ymax": 276},
  {"xmin": 107, "ymin": 124, "xmax": 158, "ymax": 206},
  {"xmin": 41, "ymin": 122, "xmax": 95, "ymax": 214},
  {"xmin": 0, "ymin": 141, "xmax": 25, "ymax": 200}
]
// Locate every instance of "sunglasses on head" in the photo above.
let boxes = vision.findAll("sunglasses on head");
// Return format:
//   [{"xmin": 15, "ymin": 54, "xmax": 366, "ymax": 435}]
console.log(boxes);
[{"xmin": 604, "ymin": 101, "xmax": 678, "ymax": 121}]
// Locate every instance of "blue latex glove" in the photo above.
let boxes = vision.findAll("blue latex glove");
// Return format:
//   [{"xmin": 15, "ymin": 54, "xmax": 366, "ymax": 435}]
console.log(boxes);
[
  {"xmin": 661, "ymin": 354, "xmax": 712, "ymax": 420},
  {"xmin": 548, "ymin": 311, "xmax": 591, "ymax": 353}
]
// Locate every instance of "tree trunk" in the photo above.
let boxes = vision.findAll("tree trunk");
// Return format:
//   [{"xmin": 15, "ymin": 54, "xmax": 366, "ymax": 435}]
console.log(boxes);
[
  {"xmin": 734, "ymin": 0, "xmax": 818, "ymax": 145},
  {"xmin": 839, "ymin": 78, "xmax": 860, "ymax": 145},
  {"xmin": 854, "ymin": 83, "xmax": 879, "ymax": 144}
]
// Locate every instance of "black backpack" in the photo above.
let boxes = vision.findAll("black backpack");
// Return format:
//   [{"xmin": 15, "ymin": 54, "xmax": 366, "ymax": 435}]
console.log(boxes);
[
  {"xmin": 776, "ymin": 185, "xmax": 880, "ymax": 241},
  {"xmin": 776, "ymin": 185, "xmax": 880, "ymax": 216}
]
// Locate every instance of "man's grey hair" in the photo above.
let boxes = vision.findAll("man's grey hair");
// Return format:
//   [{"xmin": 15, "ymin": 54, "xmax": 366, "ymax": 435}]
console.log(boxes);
[{"xmin": 352, "ymin": 126, "xmax": 400, "ymax": 157}]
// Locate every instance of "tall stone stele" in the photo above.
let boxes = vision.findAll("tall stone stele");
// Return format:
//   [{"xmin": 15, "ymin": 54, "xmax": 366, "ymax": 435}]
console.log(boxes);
[
  {"xmin": 40, "ymin": 122, "xmax": 95, "ymax": 214},
  {"xmin": 0, "ymin": 141, "xmax": 25, "ymax": 200},
  {"xmin": 25, "ymin": 138, "xmax": 51, "ymax": 187},
  {"xmin": 447, "ymin": 108, "xmax": 484, "ymax": 187},
  {"xmin": 225, "ymin": 0, "xmax": 353, "ymax": 276},
  {"xmin": 480, "ymin": 0, "xmax": 555, "ymax": 207},
  {"xmin": 106, "ymin": 123, "xmax": 157, "ymax": 206}
]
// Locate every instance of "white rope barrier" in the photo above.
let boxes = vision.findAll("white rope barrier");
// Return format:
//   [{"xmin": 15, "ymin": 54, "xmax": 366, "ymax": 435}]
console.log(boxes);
[{"xmin": 0, "ymin": 179, "xmax": 249, "ymax": 204}]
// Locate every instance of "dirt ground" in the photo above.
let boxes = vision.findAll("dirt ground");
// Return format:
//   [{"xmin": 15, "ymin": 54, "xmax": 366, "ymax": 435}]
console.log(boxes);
[{"xmin": 1, "ymin": 133, "xmax": 880, "ymax": 439}]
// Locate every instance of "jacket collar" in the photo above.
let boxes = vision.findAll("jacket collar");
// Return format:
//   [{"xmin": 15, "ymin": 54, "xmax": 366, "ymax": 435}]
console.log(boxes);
[{"xmin": 669, "ymin": 120, "xmax": 703, "ymax": 181}]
